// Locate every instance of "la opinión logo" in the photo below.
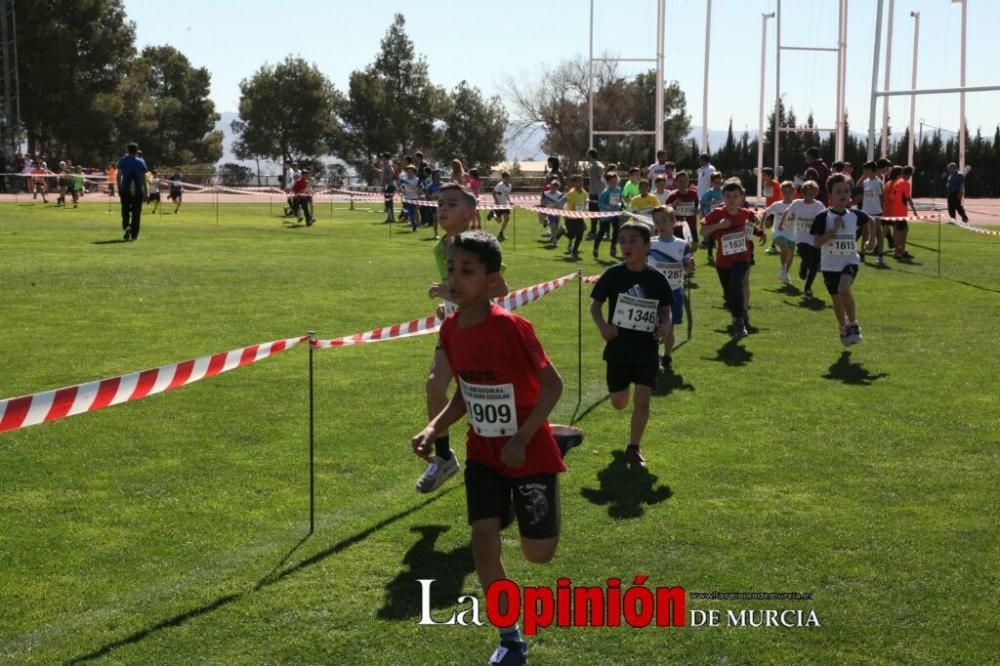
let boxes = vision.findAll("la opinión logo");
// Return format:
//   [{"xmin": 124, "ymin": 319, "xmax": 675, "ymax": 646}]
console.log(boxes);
[{"xmin": 417, "ymin": 576, "xmax": 686, "ymax": 635}]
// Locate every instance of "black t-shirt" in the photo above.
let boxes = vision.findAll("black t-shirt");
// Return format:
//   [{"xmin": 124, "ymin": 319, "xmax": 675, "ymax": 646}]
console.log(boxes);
[{"xmin": 591, "ymin": 263, "xmax": 674, "ymax": 366}]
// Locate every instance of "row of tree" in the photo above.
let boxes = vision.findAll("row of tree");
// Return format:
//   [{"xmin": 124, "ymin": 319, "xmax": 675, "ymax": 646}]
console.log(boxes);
[
  {"xmin": 230, "ymin": 14, "xmax": 507, "ymax": 182},
  {"xmin": 15, "ymin": 0, "xmax": 222, "ymax": 168}
]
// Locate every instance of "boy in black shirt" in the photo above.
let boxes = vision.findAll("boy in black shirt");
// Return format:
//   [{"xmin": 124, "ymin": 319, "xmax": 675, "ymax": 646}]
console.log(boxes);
[{"xmin": 590, "ymin": 222, "xmax": 674, "ymax": 467}]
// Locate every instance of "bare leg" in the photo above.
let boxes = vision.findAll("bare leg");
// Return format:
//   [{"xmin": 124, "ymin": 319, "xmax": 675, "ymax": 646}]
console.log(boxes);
[{"xmin": 629, "ymin": 385, "xmax": 652, "ymax": 447}]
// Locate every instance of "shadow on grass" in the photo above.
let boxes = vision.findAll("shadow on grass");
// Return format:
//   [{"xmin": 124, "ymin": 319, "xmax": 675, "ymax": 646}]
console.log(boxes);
[
  {"xmin": 67, "ymin": 487, "xmax": 457, "ymax": 665},
  {"xmin": 764, "ymin": 284, "xmax": 800, "ymax": 297},
  {"xmin": 91, "ymin": 239, "xmax": 130, "ymax": 245},
  {"xmin": 653, "ymin": 367, "xmax": 695, "ymax": 397},
  {"xmin": 580, "ymin": 450, "xmax": 673, "ymax": 519},
  {"xmin": 703, "ymin": 338, "xmax": 753, "ymax": 367},
  {"xmin": 571, "ymin": 394, "xmax": 610, "ymax": 426},
  {"xmin": 782, "ymin": 296, "xmax": 826, "ymax": 311},
  {"xmin": 377, "ymin": 525, "xmax": 474, "ymax": 621},
  {"xmin": 907, "ymin": 241, "xmax": 939, "ymax": 254},
  {"xmin": 822, "ymin": 351, "xmax": 889, "ymax": 386}
]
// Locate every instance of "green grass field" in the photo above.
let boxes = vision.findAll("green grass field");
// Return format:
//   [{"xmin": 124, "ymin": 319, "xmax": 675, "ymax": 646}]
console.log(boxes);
[{"xmin": 1, "ymin": 201, "xmax": 998, "ymax": 665}]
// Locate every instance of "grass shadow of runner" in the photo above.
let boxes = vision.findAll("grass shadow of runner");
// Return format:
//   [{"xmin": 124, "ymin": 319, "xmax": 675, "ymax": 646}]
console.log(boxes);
[
  {"xmin": 822, "ymin": 351, "xmax": 889, "ymax": 386},
  {"xmin": 377, "ymin": 525, "xmax": 475, "ymax": 621},
  {"xmin": 66, "ymin": 487, "xmax": 458, "ymax": 665},
  {"xmin": 580, "ymin": 450, "xmax": 673, "ymax": 519},
  {"xmin": 703, "ymin": 338, "xmax": 754, "ymax": 367},
  {"xmin": 653, "ymin": 367, "xmax": 695, "ymax": 397},
  {"xmin": 782, "ymin": 296, "xmax": 826, "ymax": 311}
]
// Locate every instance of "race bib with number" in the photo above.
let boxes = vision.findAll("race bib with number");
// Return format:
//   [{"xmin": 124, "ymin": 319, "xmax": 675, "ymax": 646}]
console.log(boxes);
[
  {"xmin": 609, "ymin": 195, "xmax": 621, "ymax": 207},
  {"xmin": 824, "ymin": 233, "xmax": 857, "ymax": 256},
  {"xmin": 796, "ymin": 217, "xmax": 814, "ymax": 235},
  {"xmin": 575, "ymin": 202, "xmax": 587, "ymax": 212},
  {"xmin": 612, "ymin": 293, "xmax": 659, "ymax": 332},
  {"xmin": 653, "ymin": 261, "xmax": 685, "ymax": 290},
  {"xmin": 721, "ymin": 231, "xmax": 748, "ymax": 256},
  {"xmin": 459, "ymin": 380, "xmax": 517, "ymax": 437},
  {"xmin": 674, "ymin": 202, "xmax": 695, "ymax": 217}
]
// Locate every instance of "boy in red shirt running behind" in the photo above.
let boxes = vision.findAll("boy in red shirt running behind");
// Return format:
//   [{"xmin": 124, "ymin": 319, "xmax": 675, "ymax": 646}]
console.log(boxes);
[
  {"xmin": 412, "ymin": 231, "xmax": 565, "ymax": 666},
  {"xmin": 702, "ymin": 178, "xmax": 758, "ymax": 338}
]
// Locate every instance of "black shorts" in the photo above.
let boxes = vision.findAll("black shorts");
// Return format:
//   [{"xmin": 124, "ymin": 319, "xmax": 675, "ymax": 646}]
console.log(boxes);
[
  {"xmin": 822, "ymin": 264, "xmax": 859, "ymax": 295},
  {"xmin": 384, "ymin": 184, "xmax": 397, "ymax": 195},
  {"xmin": 148, "ymin": 192, "xmax": 161, "ymax": 201},
  {"xmin": 169, "ymin": 191, "xmax": 182, "ymax": 201},
  {"xmin": 494, "ymin": 208, "xmax": 511, "ymax": 216},
  {"xmin": 606, "ymin": 362, "xmax": 658, "ymax": 394},
  {"xmin": 465, "ymin": 460, "xmax": 560, "ymax": 539}
]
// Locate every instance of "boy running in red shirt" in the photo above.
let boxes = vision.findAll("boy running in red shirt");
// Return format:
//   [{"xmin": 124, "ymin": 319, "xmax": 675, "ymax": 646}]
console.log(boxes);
[
  {"xmin": 665, "ymin": 170, "xmax": 700, "ymax": 248},
  {"xmin": 412, "ymin": 231, "xmax": 564, "ymax": 666},
  {"xmin": 702, "ymin": 179, "xmax": 758, "ymax": 338}
]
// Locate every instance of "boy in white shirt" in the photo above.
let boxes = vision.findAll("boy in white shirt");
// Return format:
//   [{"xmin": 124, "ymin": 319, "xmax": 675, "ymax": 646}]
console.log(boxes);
[
  {"xmin": 492, "ymin": 170, "xmax": 514, "ymax": 242},
  {"xmin": 812, "ymin": 174, "xmax": 872, "ymax": 346},
  {"xmin": 778, "ymin": 180, "xmax": 825, "ymax": 299},
  {"xmin": 760, "ymin": 181, "xmax": 797, "ymax": 285}
]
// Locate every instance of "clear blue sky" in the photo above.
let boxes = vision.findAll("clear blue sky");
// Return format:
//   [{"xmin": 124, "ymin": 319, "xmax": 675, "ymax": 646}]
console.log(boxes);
[{"xmin": 123, "ymin": 0, "xmax": 999, "ymax": 145}]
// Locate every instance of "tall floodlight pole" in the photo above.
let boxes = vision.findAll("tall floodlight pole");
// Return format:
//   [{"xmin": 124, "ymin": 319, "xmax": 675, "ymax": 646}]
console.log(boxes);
[
  {"xmin": 908, "ymin": 11, "xmax": 920, "ymax": 166},
  {"xmin": 773, "ymin": 0, "xmax": 781, "ymax": 173},
  {"xmin": 655, "ymin": 0, "xmax": 665, "ymax": 152},
  {"xmin": 588, "ymin": 0, "xmax": 594, "ymax": 152},
  {"xmin": 837, "ymin": 0, "xmax": 848, "ymax": 160},
  {"xmin": 757, "ymin": 11, "xmax": 775, "ymax": 199},
  {"xmin": 702, "ymin": 0, "xmax": 712, "ymax": 152},
  {"xmin": 881, "ymin": 0, "xmax": 895, "ymax": 157},
  {"xmin": 867, "ymin": 0, "xmax": 885, "ymax": 161},
  {"xmin": 952, "ymin": 0, "xmax": 967, "ymax": 170}
]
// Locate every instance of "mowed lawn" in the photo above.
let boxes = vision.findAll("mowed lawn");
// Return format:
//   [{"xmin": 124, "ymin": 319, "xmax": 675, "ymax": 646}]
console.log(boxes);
[{"xmin": 0, "ymin": 200, "xmax": 997, "ymax": 665}]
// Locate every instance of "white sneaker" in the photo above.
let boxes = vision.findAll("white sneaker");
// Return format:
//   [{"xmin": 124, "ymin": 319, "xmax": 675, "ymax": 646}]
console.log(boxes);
[{"xmin": 415, "ymin": 454, "xmax": 460, "ymax": 493}]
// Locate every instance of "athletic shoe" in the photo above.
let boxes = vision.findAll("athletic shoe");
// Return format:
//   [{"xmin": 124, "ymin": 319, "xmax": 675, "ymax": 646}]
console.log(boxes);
[
  {"xmin": 497, "ymin": 233, "xmax": 506, "ymax": 242},
  {"xmin": 876, "ymin": 255, "xmax": 886, "ymax": 267},
  {"xmin": 766, "ymin": 245, "xmax": 779, "ymax": 255},
  {"xmin": 848, "ymin": 323, "xmax": 863, "ymax": 345},
  {"xmin": 839, "ymin": 327, "xmax": 851, "ymax": 348},
  {"xmin": 415, "ymin": 454, "xmax": 460, "ymax": 494},
  {"xmin": 488, "ymin": 640, "xmax": 527, "ymax": 665},
  {"xmin": 586, "ymin": 232, "xmax": 596, "ymax": 240},
  {"xmin": 732, "ymin": 317, "xmax": 748, "ymax": 338},
  {"xmin": 780, "ymin": 270, "xmax": 792, "ymax": 286},
  {"xmin": 592, "ymin": 249, "xmax": 599, "ymax": 258},
  {"xmin": 743, "ymin": 312, "xmax": 751, "ymax": 329},
  {"xmin": 804, "ymin": 289, "xmax": 813, "ymax": 299},
  {"xmin": 624, "ymin": 445, "xmax": 647, "ymax": 468},
  {"xmin": 123, "ymin": 231, "xmax": 130, "ymax": 241},
  {"xmin": 661, "ymin": 354, "xmax": 672, "ymax": 369},
  {"xmin": 565, "ymin": 245, "xmax": 573, "ymax": 254}
]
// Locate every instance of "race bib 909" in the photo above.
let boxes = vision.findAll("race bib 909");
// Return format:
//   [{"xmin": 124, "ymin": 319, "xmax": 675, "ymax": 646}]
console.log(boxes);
[{"xmin": 459, "ymin": 380, "xmax": 517, "ymax": 437}]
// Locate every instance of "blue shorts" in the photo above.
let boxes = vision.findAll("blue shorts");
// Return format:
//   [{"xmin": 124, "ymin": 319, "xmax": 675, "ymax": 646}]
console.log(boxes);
[{"xmin": 670, "ymin": 288, "xmax": 684, "ymax": 325}]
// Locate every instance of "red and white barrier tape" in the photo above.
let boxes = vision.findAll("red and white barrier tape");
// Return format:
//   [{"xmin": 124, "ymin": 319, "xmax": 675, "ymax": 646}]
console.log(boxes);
[
  {"xmin": 311, "ymin": 272, "xmax": 580, "ymax": 349},
  {"xmin": 517, "ymin": 205, "xmax": 623, "ymax": 219},
  {"xmin": 948, "ymin": 219, "xmax": 1000, "ymax": 237},
  {"xmin": 878, "ymin": 214, "xmax": 940, "ymax": 221},
  {"xmin": 0, "ymin": 336, "xmax": 307, "ymax": 434}
]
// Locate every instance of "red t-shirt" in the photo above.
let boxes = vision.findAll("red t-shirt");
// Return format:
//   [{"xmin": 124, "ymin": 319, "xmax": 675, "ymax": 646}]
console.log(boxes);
[
  {"xmin": 665, "ymin": 187, "xmax": 699, "ymax": 223},
  {"xmin": 292, "ymin": 178, "xmax": 309, "ymax": 197},
  {"xmin": 883, "ymin": 179, "xmax": 907, "ymax": 218},
  {"xmin": 701, "ymin": 207, "xmax": 756, "ymax": 268},
  {"xmin": 762, "ymin": 178, "xmax": 782, "ymax": 206},
  {"xmin": 439, "ymin": 304, "xmax": 565, "ymax": 478}
]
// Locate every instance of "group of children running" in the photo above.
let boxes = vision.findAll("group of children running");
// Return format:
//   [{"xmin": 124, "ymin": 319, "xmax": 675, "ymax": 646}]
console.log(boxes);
[{"xmin": 403, "ymin": 144, "xmax": 915, "ymax": 662}]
